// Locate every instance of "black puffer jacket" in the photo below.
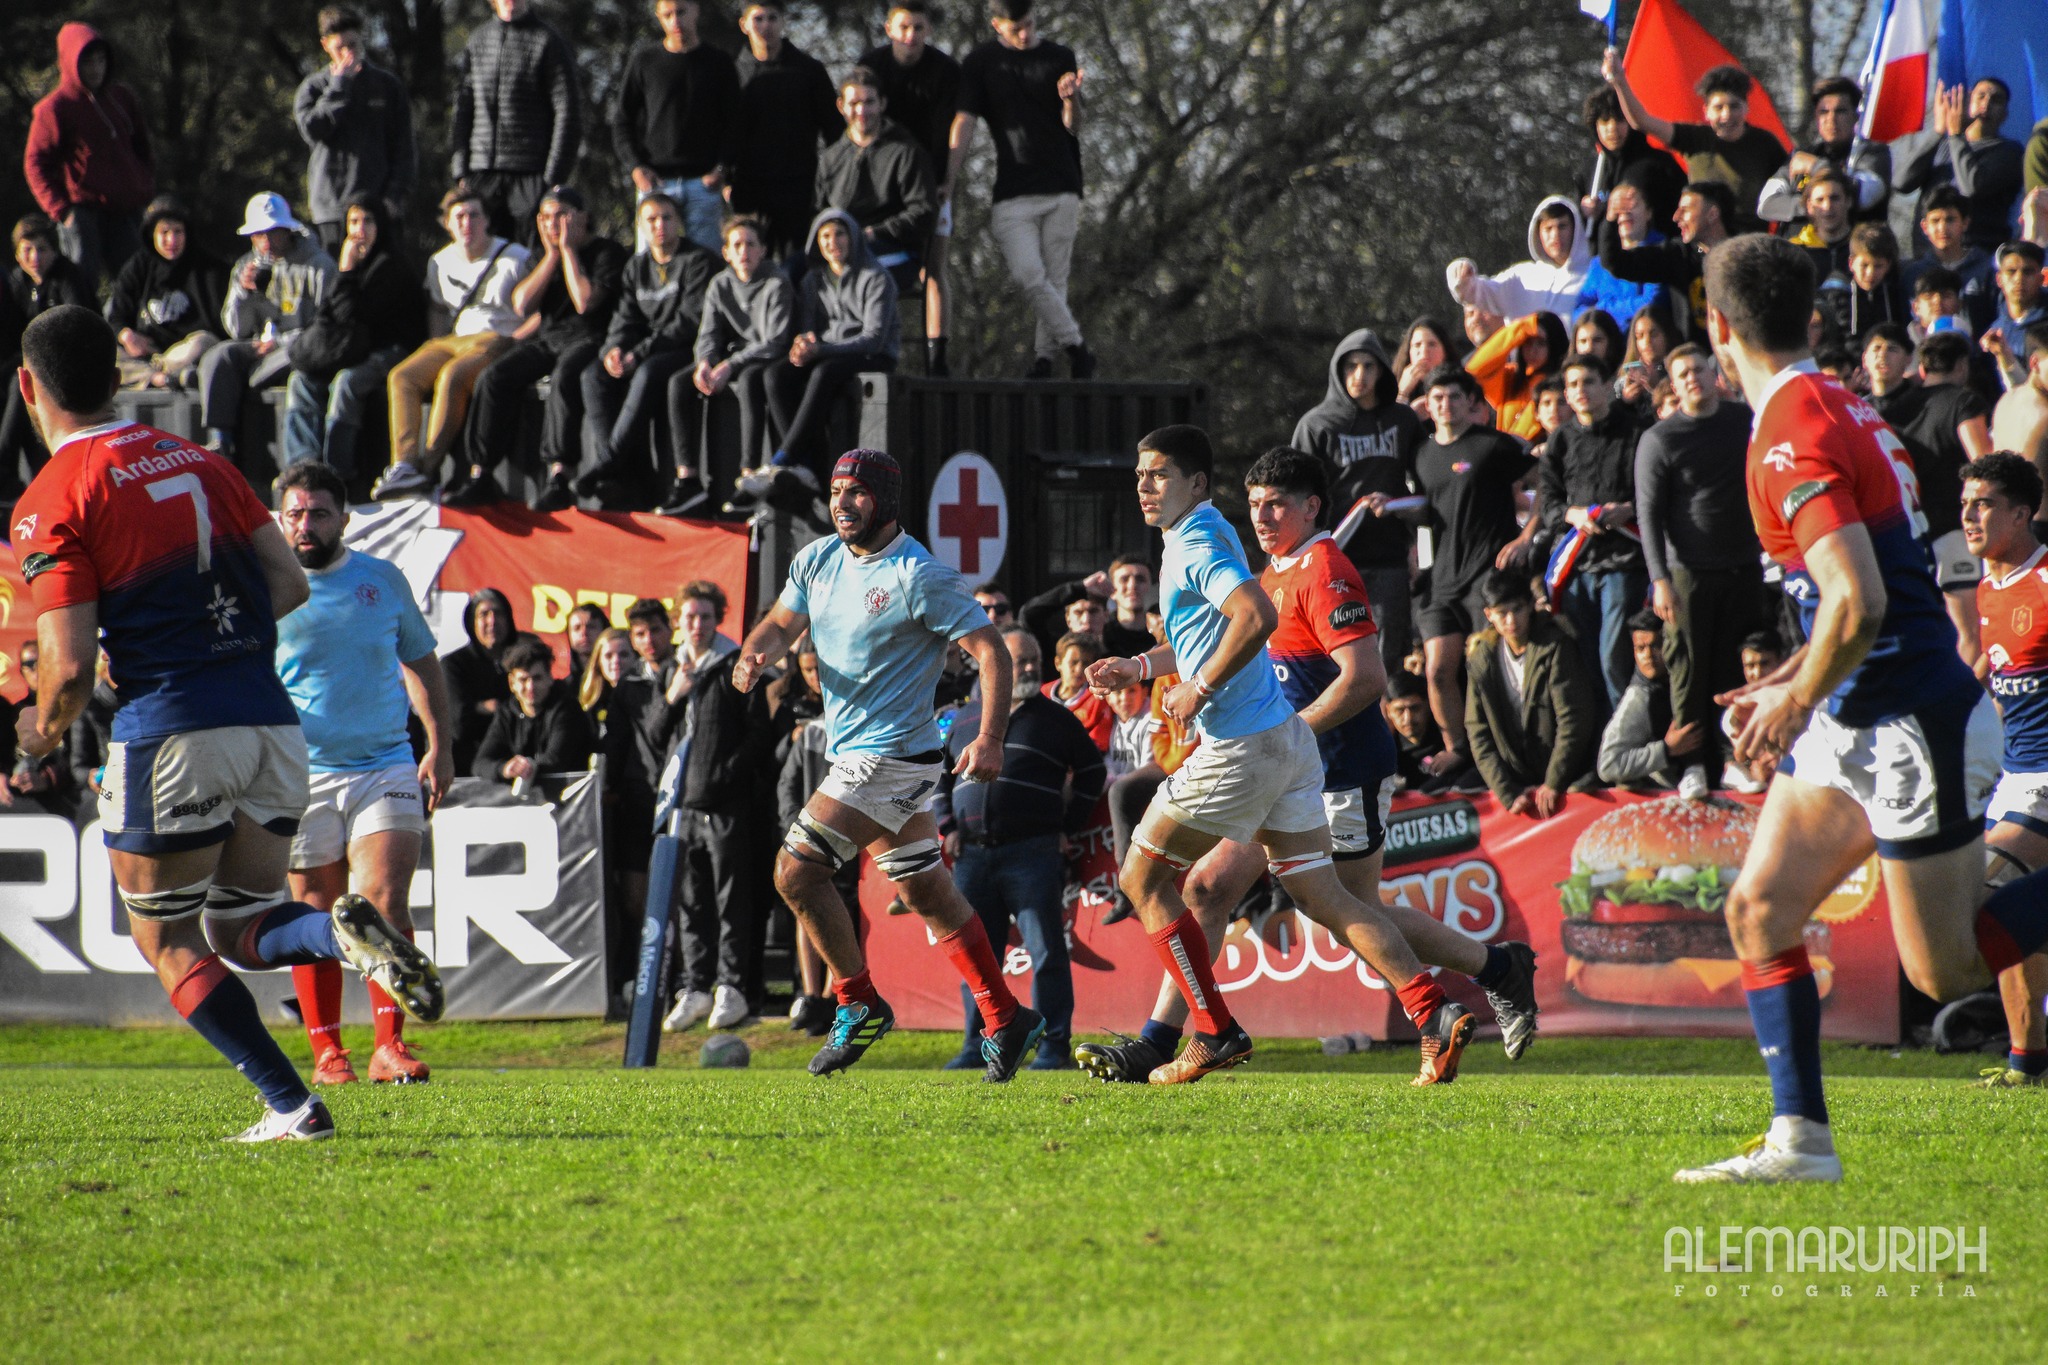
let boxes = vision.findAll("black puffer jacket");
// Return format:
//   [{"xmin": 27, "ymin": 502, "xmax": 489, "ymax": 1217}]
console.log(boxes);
[{"xmin": 450, "ymin": 13, "xmax": 581, "ymax": 183}]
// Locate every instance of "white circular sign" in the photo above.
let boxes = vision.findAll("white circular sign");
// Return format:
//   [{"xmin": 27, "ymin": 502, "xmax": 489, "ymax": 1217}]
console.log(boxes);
[{"xmin": 926, "ymin": 451, "xmax": 1008, "ymax": 581}]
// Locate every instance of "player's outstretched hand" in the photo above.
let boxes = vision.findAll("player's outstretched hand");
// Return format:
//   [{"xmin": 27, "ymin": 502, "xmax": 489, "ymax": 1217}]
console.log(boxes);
[
  {"xmin": 955, "ymin": 733, "xmax": 1003, "ymax": 782},
  {"xmin": 732, "ymin": 651, "xmax": 769, "ymax": 693},
  {"xmin": 1085, "ymin": 655, "xmax": 1140, "ymax": 696}
]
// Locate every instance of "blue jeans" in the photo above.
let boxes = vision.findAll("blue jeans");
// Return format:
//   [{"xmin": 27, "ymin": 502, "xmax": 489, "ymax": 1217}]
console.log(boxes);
[
  {"xmin": 644, "ymin": 178, "xmax": 725, "ymax": 255},
  {"xmin": 1558, "ymin": 565, "xmax": 1646, "ymax": 711},
  {"xmin": 282, "ymin": 346, "xmax": 404, "ymax": 475},
  {"xmin": 953, "ymin": 834, "xmax": 1073, "ymax": 1056}
]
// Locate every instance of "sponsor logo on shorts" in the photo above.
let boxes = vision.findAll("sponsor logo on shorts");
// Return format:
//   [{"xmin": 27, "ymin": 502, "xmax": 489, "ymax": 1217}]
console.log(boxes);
[
  {"xmin": 1781, "ymin": 480, "xmax": 1830, "ymax": 522},
  {"xmin": 1329, "ymin": 600, "xmax": 1372, "ymax": 630},
  {"xmin": 864, "ymin": 587, "xmax": 891, "ymax": 616},
  {"xmin": 167, "ymin": 794, "xmax": 225, "ymax": 820},
  {"xmin": 379, "ymin": 788, "xmax": 419, "ymax": 803},
  {"xmin": 1871, "ymin": 793, "xmax": 1914, "ymax": 811},
  {"xmin": 1384, "ymin": 798, "xmax": 1480, "ymax": 868}
]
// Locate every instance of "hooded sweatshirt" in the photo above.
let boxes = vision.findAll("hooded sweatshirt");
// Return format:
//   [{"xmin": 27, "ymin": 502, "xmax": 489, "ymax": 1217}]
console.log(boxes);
[
  {"xmin": 290, "ymin": 200, "xmax": 428, "ymax": 375},
  {"xmin": 697, "ymin": 267, "xmax": 794, "ymax": 369},
  {"xmin": 293, "ymin": 54, "xmax": 418, "ymax": 226},
  {"xmin": 23, "ymin": 24, "xmax": 154, "ymax": 220},
  {"xmin": 795, "ymin": 208, "xmax": 899, "ymax": 363},
  {"xmin": 1447, "ymin": 196, "xmax": 1591, "ymax": 323},
  {"xmin": 1289, "ymin": 328, "xmax": 1422, "ymax": 569},
  {"xmin": 221, "ymin": 232, "xmax": 338, "ymax": 341},
  {"xmin": 443, "ymin": 587, "xmax": 542, "ymax": 777},
  {"xmin": 105, "ymin": 216, "xmax": 229, "ymax": 351}
]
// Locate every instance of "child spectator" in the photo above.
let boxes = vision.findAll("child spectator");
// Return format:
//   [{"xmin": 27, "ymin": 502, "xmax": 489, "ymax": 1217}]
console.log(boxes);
[
  {"xmin": 1983, "ymin": 241, "xmax": 2048, "ymax": 391},
  {"xmin": 667, "ymin": 214, "xmax": 792, "ymax": 516},
  {"xmin": 294, "ymin": 6, "xmax": 418, "ymax": 258},
  {"xmin": 22, "ymin": 22, "xmax": 154, "ymax": 292},
  {"xmin": 1105, "ymin": 678, "xmax": 1154, "ymax": 781},
  {"xmin": 473, "ymin": 637, "xmax": 594, "ymax": 782},
  {"xmin": 576, "ymin": 194, "xmax": 722, "ymax": 509},
  {"xmin": 1572, "ymin": 310, "xmax": 1625, "ymax": 367},
  {"xmin": 2, "ymin": 216, "xmax": 92, "ymax": 489},
  {"xmin": 371, "ymin": 183, "xmax": 528, "ymax": 501},
  {"xmin": 612, "ymin": 0, "xmax": 740, "ymax": 253},
  {"xmin": 449, "ymin": 0, "xmax": 582, "ymax": 247},
  {"xmin": 281, "ymin": 197, "xmax": 426, "ymax": 478},
  {"xmin": 1043, "ymin": 629, "xmax": 1113, "ymax": 751},
  {"xmin": 1722, "ymin": 629, "xmax": 1788, "ymax": 793},
  {"xmin": 1909, "ymin": 265, "xmax": 1969, "ymax": 345},
  {"xmin": 458, "ymin": 186, "xmax": 630, "ymax": 512},
  {"xmin": 1844, "ymin": 223, "xmax": 1907, "ymax": 338},
  {"xmin": 198, "ymin": 193, "xmax": 338, "ymax": 463},
  {"xmin": 1902, "ymin": 186, "xmax": 1999, "ymax": 335},
  {"xmin": 1448, "ymin": 197, "xmax": 1590, "ymax": 324},
  {"xmin": 1597, "ymin": 608, "xmax": 1698, "ymax": 792},
  {"xmin": 1382, "ymin": 669, "xmax": 1445, "ymax": 792},
  {"xmin": 729, "ymin": 0, "xmax": 843, "ymax": 261},
  {"xmin": 107, "ymin": 196, "xmax": 226, "ymax": 391},
  {"xmin": 1575, "ymin": 85, "xmax": 1685, "ymax": 233}
]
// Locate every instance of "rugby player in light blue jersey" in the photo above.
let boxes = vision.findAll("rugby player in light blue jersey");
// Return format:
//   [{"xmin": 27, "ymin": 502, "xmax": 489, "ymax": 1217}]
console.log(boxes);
[
  {"xmin": 1083, "ymin": 425, "xmax": 1477, "ymax": 1085},
  {"xmin": 273, "ymin": 461, "xmax": 455, "ymax": 1087},
  {"xmin": 731, "ymin": 448, "xmax": 1047, "ymax": 1081}
]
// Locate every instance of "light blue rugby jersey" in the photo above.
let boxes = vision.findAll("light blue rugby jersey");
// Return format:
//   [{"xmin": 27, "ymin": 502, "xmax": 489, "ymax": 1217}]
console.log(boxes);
[
  {"xmin": 1159, "ymin": 500, "xmax": 1294, "ymax": 740},
  {"xmin": 780, "ymin": 529, "xmax": 988, "ymax": 759},
  {"xmin": 274, "ymin": 549, "xmax": 438, "ymax": 772}
]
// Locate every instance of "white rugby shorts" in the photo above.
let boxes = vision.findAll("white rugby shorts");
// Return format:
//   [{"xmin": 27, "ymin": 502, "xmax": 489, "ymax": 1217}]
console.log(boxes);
[
  {"xmin": 818, "ymin": 753, "xmax": 946, "ymax": 834},
  {"xmin": 99, "ymin": 725, "xmax": 309, "ymax": 855},
  {"xmin": 1986, "ymin": 770, "xmax": 2048, "ymax": 839},
  {"xmin": 290, "ymin": 764, "xmax": 428, "ymax": 869},
  {"xmin": 1155, "ymin": 713, "xmax": 1326, "ymax": 845},
  {"xmin": 1782, "ymin": 690, "xmax": 2000, "ymax": 858},
  {"xmin": 1324, "ymin": 775, "xmax": 1398, "ymax": 858}
]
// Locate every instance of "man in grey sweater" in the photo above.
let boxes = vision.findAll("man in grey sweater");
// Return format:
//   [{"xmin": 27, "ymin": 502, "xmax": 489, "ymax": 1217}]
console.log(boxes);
[
  {"xmin": 450, "ymin": 0, "xmax": 582, "ymax": 247},
  {"xmin": 293, "ymin": 7, "xmax": 416, "ymax": 259},
  {"xmin": 197, "ymin": 192, "xmax": 338, "ymax": 460},
  {"xmin": 1597, "ymin": 608, "xmax": 1701, "ymax": 791},
  {"xmin": 1632, "ymin": 342, "xmax": 1759, "ymax": 786}
]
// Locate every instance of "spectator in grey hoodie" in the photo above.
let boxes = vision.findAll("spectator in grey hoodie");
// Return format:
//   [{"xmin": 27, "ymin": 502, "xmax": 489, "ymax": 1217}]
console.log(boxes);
[
  {"xmin": 1597, "ymin": 609, "xmax": 1699, "ymax": 790},
  {"xmin": 1290, "ymin": 327, "xmax": 1422, "ymax": 666},
  {"xmin": 450, "ymin": 0, "xmax": 582, "ymax": 247},
  {"xmin": 745, "ymin": 207, "xmax": 898, "ymax": 502},
  {"xmin": 293, "ymin": 7, "xmax": 417, "ymax": 259},
  {"xmin": 661, "ymin": 213, "xmax": 791, "ymax": 516},
  {"xmin": 197, "ymin": 192, "xmax": 338, "ymax": 460},
  {"xmin": 575, "ymin": 193, "xmax": 721, "ymax": 508}
]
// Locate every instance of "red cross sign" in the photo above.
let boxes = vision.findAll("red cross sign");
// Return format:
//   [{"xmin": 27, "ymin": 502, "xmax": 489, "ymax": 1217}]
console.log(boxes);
[{"xmin": 927, "ymin": 452, "xmax": 1008, "ymax": 578}]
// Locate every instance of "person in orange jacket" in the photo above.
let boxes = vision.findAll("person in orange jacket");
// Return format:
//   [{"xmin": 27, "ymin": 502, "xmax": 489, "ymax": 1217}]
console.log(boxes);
[{"xmin": 1465, "ymin": 310, "xmax": 1568, "ymax": 442}]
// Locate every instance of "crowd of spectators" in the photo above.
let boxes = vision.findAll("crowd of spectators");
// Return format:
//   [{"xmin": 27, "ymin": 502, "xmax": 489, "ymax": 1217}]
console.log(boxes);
[{"xmin": 4, "ymin": 0, "xmax": 1096, "ymax": 518}]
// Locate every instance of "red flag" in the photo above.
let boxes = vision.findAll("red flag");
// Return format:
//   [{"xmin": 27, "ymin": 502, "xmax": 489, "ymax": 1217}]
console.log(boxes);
[{"xmin": 1623, "ymin": 0, "xmax": 1790, "ymax": 152}]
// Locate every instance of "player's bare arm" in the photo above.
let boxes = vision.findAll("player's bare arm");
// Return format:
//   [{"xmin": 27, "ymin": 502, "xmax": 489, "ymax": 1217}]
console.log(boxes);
[
  {"xmin": 1734, "ymin": 526, "xmax": 1885, "ymax": 764},
  {"xmin": 16, "ymin": 601, "xmax": 98, "ymax": 757},
  {"xmin": 1161, "ymin": 581, "xmax": 1277, "ymax": 724},
  {"xmin": 251, "ymin": 520, "xmax": 312, "ymax": 618},
  {"xmin": 401, "ymin": 650, "xmax": 456, "ymax": 809},
  {"xmin": 1296, "ymin": 637, "xmax": 1386, "ymax": 736},
  {"xmin": 733, "ymin": 602, "xmax": 808, "ymax": 693},
  {"xmin": 952, "ymin": 624, "xmax": 1012, "ymax": 780},
  {"xmin": 1085, "ymin": 642, "xmax": 1177, "ymax": 695}
]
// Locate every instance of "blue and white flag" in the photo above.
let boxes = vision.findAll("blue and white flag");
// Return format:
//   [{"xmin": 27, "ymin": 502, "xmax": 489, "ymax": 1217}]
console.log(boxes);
[{"xmin": 1579, "ymin": 0, "xmax": 1617, "ymax": 39}]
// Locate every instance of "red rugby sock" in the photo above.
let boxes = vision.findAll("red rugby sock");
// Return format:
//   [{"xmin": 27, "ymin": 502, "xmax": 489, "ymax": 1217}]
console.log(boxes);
[
  {"xmin": 370, "ymin": 926, "xmax": 414, "ymax": 1048},
  {"xmin": 939, "ymin": 917, "xmax": 1018, "ymax": 1033},
  {"xmin": 1393, "ymin": 974, "xmax": 1447, "ymax": 1030},
  {"xmin": 1149, "ymin": 912, "xmax": 1233, "ymax": 1036},
  {"xmin": 832, "ymin": 967, "xmax": 882, "ymax": 1009},
  {"xmin": 292, "ymin": 961, "xmax": 343, "ymax": 1056}
]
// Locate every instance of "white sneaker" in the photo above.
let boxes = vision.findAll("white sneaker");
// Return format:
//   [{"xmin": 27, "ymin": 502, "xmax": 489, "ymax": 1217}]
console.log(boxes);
[
  {"xmin": 226, "ymin": 1095, "xmax": 335, "ymax": 1143},
  {"xmin": 1678, "ymin": 764, "xmax": 1709, "ymax": 801},
  {"xmin": 662, "ymin": 988, "xmax": 713, "ymax": 1033},
  {"xmin": 1674, "ymin": 1116, "xmax": 1842, "ymax": 1184},
  {"xmin": 789, "ymin": 995, "xmax": 808, "ymax": 1022},
  {"xmin": 708, "ymin": 984, "xmax": 751, "ymax": 1030}
]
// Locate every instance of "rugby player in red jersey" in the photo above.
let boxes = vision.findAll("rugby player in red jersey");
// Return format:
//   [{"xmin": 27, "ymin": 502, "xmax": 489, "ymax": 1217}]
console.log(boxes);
[
  {"xmin": 1675, "ymin": 237, "xmax": 2048, "ymax": 1182},
  {"xmin": 8, "ymin": 307, "xmax": 441, "ymax": 1142},
  {"xmin": 1961, "ymin": 453, "xmax": 2048, "ymax": 1087}
]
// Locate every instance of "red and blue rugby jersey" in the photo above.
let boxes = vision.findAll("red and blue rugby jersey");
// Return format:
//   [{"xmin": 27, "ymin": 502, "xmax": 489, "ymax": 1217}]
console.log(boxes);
[
  {"xmin": 1746, "ymin": 362, "xmax": 1974, "ymax": 727},
  {"xmin": 1261, "ymin": 532, "xmax": 1396, "ymax": 792},
  {"xmin": 1979, "ymin": 545, "xmax": 2048, "ymax": 771},
  {"xmin": 8, "ymin": 421, "xmax": 298, "ymax": 742}
]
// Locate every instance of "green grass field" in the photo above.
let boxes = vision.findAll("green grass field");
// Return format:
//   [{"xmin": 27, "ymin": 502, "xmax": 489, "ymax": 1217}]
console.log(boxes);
[{"xmin": 3, "ymin": 1023, "xmax": 2043, "ymax": 1363}]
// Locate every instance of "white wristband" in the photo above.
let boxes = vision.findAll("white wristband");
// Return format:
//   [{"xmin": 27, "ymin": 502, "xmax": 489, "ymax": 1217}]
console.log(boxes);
[{"xmin": 1135, "ymin": 653, "xmax": 1153, "ymax": 682}]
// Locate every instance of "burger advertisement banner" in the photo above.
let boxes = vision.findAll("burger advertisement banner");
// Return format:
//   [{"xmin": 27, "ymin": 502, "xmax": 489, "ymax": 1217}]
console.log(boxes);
[{"xmin": 862, "ymin": 788, "xmax": 1900, "ymax": 1043}]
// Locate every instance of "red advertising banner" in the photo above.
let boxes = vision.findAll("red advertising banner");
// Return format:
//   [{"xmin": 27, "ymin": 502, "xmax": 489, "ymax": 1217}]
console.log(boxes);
[
  {"xmin": 437, "ymin": 506, "xmax": 751, "ymax": 670},
  {"xmin": 861, "ymin": 788, "xmax": 1900, "ymax": 1044}
]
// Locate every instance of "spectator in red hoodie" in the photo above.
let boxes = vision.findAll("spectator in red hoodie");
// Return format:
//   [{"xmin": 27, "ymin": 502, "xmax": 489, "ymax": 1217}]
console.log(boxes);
[{"xmin": 23, "ymin": 23, "xmax": 155, "ymax": 294}]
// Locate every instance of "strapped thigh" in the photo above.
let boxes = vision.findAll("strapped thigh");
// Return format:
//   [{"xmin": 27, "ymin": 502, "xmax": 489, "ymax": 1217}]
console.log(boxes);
[
  {"xmin": 203, "ymin": 885, "xmax": 290, "ymax": 921},
  {"xmin": 1132, "ymin": 833, "xmax": 1193, "ymax": 871},
  {"xmin": 1986, "ymin": 845, "xmax": 2034, "ymax": 890},
  {"xmin": 784, "ymin": 810, "xmax": 858, "ymax": 872},
  {"xmin": 1267, "ymin": 850, "xmax": 1334, "ymax": 881},
  {"xmin": 874, "ymin": 838, "xmax": 942, "ymax": 883},
  {"xmin": 121, "ymin": 880, "xmax": 213, "ymax": 924}
]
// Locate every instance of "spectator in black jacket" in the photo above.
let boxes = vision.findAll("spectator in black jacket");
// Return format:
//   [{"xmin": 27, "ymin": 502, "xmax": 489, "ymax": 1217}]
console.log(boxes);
[
  {"xmin": 450, "ymin": 0, "xmax": 582, "ymax": 247},
  {"xmin": 1292, "ymin": 327, "xmax": 1423, "ymax": 666},
  {"xmin": 281, "ymin": 197, "xmax": 426, "ymax": 476},
  {"xmin": 859, "ymin": 1, "xmax": 962, "ymax": 375},
  {"xmin": 816, "ymin": 67, "xmax": 939, "ymax": 297},
  {"xmin": 1598, "ymin": 180, "xmax": 1735, "ymax": 342},
  {"xmin": 1576, "ymin": 85, "xmax": 1685, "ymax": 234},
  {"xmin": 613, "ymin": 0, "xmax": 739, "ymax": 254},
  {"xmin": 660, "ymin": 580, "xmax": 777, "ymax": 1032},
  {"xmin": 294, "ymin": 7, "xmax": 417, "ymax": 258},
  {"xmin": 729, "ymin": 2, "xmax": 842, "ymax": 261},
  {"xmin": 108, "ymin": 196, "xmax": 226, "ymax": 392},
  {"xmin": 575, "ymin": 194, "xmax": 720, "ymax": 507},
  {"xmin": 1540, "ymin": 351, "xmax": 1647, "ymax": 710},
  {"xmin": 1634, "ymin": 343, "xmax": 1759, "ymax": 786},
  {"xmin": 581, "ymin": 626, "xmax": 679, "ymax": 1003},
  {"xmin": 1896, "ymin": 77, "xmax": 2026, "ymax": 252},
  {"xmin": 457, "ymin": 186, "xmax": 630, "ymax": 511},
  {"xmin": 444, "ymin": 587, "xmax": 539, "ymax": 776},
  {"xmin": 474, "ymin": 637, "xmax": 594, "ymax": 782},
  {"xmin": 934, "ymin": 626, "xmax": 1105, "ymax": 1069},
  {"xmin": 3, "ymin": 215, "xmax": 91, "ymax": 491},
  {"xmin": 665, "ymin": 214, "xmax": 791, "ymax": 515}
]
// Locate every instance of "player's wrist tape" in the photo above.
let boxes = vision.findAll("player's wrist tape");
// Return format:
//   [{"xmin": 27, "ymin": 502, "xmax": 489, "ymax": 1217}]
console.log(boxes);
[
  {"xmin": 1135, "ymin": 653, "xmax": 1153, "ymax": 682},
  {"xmin": 1193, "ymin": 674, "xmax": 1215, "ymax": 698}
]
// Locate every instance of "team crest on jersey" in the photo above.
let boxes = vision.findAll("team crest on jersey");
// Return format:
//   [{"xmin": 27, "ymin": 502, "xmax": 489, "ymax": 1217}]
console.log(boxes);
[
  {"xmin": 2016, "ymin": 607, "xmax": 2033, "ymax": 636},
  {"xmin": 12, "ymin": 513, "xmax": 35, "ymax": 542},
  {"xmin": 1762, "ymin": 442, "xmax": 1796, "ymax": 471},
  {"xmin": 355, "ymin": 582, "xmax": 381, "ymax": 608},
  {"xmin": 863, "ymin": 587, "xmax": 891, "ymax": 616}
]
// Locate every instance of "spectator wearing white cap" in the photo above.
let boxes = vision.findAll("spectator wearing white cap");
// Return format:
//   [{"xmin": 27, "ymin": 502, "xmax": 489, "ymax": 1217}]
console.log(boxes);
[{"xmin": 197, "ymin": 191, "xmax": 338, "ymax": 460}]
